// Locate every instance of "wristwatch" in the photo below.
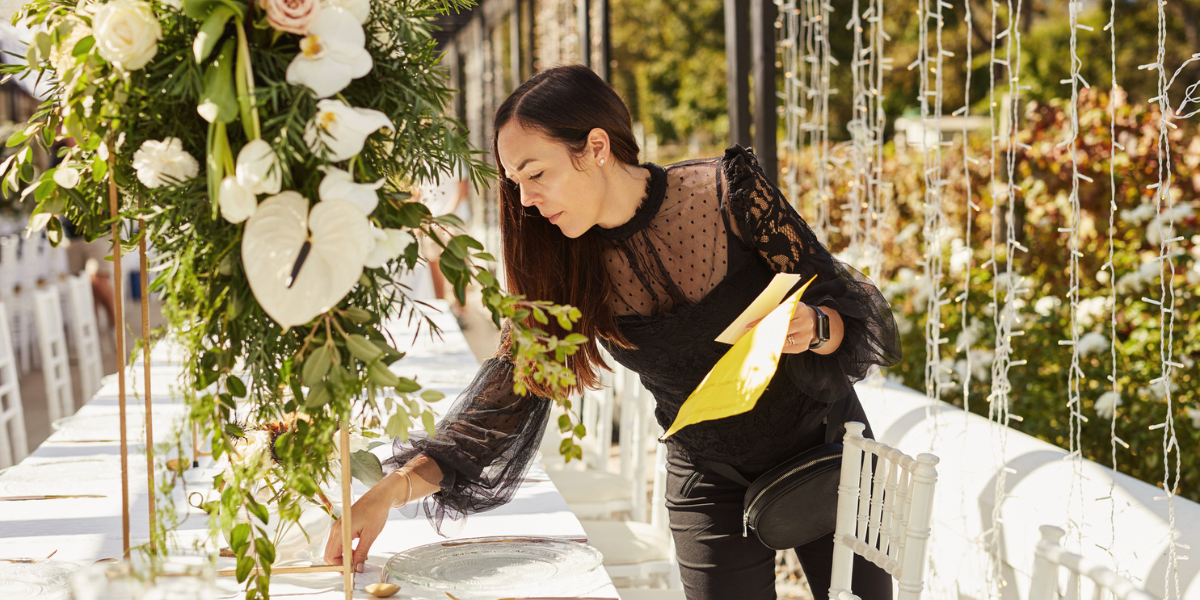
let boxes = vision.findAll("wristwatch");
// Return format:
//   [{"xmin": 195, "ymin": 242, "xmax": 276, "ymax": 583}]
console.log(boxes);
[{"xmin": 809, "ymin": 305, "xmax": 830, "ymax": 350}]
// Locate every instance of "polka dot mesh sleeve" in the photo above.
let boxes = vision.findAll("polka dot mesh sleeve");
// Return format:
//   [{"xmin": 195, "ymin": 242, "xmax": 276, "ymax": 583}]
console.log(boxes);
[{"xmin": 721, "ymin": 145, "xmax": 903, "ymax": 404}]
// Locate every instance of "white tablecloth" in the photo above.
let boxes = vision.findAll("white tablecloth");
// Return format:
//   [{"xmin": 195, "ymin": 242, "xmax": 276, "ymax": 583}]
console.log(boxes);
[{"xmin": 0, "ymin": 303, "xmax": 617, "ymax": 599}]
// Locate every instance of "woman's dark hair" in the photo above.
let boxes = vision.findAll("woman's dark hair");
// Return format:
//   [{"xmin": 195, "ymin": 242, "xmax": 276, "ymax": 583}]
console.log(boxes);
[{"xmin": 493, "ymin": 65, "xmax": 639, "ymax": 398}]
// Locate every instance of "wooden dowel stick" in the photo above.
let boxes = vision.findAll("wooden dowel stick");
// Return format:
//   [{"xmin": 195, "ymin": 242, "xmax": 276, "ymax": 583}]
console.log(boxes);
[
  {"xmin": 340, "ymin": 420, "xmax": 354, "ymax": 599},
  {"xmin": 108, "ymin": 157, "xmax": 129, "ymax": 556},
  {"xmin": 139, "ymin": 213, "xmax": 155, "ymax": 548},
  {"xmin": 216, "ymin": 565, "xmax": 347, "ymax": 577}
]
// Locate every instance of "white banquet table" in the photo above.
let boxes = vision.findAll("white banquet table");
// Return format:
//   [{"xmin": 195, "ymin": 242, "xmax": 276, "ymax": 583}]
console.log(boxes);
[{"xmin": 0, "ymin": 303, "xmax": 618, "ymax": 599}]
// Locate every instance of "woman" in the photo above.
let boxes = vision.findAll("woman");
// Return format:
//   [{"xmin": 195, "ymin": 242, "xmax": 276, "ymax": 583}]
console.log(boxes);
[{"xmin": 324, "ymin": 65, "xmax": 901, "ymax": 599}]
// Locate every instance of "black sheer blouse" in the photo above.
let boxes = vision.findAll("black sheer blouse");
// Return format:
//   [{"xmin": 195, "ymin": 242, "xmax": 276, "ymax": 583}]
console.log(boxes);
[{"xmin": 384, "ymin": 146, "xmax": 901, "ymax": 533}]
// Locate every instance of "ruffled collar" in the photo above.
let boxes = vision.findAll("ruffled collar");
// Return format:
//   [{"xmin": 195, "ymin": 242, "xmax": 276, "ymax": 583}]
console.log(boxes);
[{"xmin": 590, "ymin": 162, "xmax": 668, "ymax": 241}]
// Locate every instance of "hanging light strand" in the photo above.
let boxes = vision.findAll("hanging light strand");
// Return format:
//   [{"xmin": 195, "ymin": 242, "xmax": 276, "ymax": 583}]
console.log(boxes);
[
  {"xmin": 1102, "ymin": 0, "xmax": 1121, "ymax": 572},
  {"xmin": 1064, "ymin": 0, "xmax": 1087, "ymax": 554},
  {"xmin": 779, "ymin": 1, "xmax": 804, "ymax": 210},
  {"xmin": 1152, "ymin": 0, "xmax": 1183, "ymax": 594},
  {"xmin": 958, "ymin": 0, "xmax": 975, "ymax": 415}
]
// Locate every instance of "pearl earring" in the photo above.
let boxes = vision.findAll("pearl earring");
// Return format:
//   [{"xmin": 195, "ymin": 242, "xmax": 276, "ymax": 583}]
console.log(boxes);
[{"xmin": 599, "ymin": 158, "xmax": 605, "ymax": 166}]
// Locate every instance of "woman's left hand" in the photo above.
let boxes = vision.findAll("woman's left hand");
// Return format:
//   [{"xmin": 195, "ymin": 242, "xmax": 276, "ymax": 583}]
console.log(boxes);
[{"xmin": 746, "ymin": 301, "xmax": 822, "ymax": 354}]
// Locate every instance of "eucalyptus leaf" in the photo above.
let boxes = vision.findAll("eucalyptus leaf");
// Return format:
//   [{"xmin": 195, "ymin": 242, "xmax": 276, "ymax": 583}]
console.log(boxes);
[
  {"xmin": 302, "ymin": 346, "xmax": 331, "ymax": 387},
  {"xmin": 349, "ymin": 450, "xmax": 385, "ymax": 487}
]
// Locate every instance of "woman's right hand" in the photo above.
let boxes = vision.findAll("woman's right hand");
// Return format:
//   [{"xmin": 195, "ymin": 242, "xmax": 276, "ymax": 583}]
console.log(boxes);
[{"xmin": 323, "ymin": 470, "xmax": 410, "ymax": 573}]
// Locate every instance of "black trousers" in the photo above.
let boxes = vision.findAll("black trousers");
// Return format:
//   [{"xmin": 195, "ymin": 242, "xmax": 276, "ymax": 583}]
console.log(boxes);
[{"xmin": 664, "ymin": 407, "xmax": 894, "ymax": 600}]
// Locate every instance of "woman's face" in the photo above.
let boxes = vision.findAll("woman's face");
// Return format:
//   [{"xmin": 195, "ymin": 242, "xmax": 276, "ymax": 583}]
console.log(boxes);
[{"xmin": 497, "ymin": 123, "xmax": 605, "ymax": 239}]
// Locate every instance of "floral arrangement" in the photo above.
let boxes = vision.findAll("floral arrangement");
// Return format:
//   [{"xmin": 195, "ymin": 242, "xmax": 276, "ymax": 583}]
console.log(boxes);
[{"xmin": 1, "ymin": 0, "xmax": 591, "ymax": 595}]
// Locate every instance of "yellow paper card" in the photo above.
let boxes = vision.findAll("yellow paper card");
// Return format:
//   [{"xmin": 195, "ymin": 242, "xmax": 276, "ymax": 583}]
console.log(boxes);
[
  {"xmin": 661, "ymin": 274, "xmax": 817, "ymax": 440},
  {"xmin": 714, "ymin": 272, "xmax": 803, "ymax": 345}
]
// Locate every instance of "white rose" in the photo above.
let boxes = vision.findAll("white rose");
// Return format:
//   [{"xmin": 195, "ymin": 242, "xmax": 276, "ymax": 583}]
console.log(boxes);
[
  {"xmin": 318, "ymin": 166, "xmax": 382, "ymax": 214},
  {"xmin": 132, "ymin": 137, "xmax": 200, "ymax": 189},
  {"xmin": 92, "ymin": 0, "xmax": 162, "ymax": 71}
]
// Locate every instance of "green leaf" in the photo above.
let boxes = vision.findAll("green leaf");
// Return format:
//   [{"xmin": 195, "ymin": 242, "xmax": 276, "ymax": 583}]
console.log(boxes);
[
  {"xmin": 350, "ymin": 449, "xmax": 385, "ymax": 487},
  {"xmin": 367, "ymin": 361, "xmax": 399, "ymax": 387},
  {"xmin": 226, "ymin": 375, "xmax": 246, "ymax": 398},
  {"xmin": 419, "ymin": 389, "xmax": 445, "ymax": 403},
  {"xmin": 302, "ymin": 346, "xmax": 331, "ymax": 387},
  {"xmin": 343, "ymin": 306, "xmax": 373, "ymax": 323},
  {"xmin": 574, "ymin": 423, "xmax": 587, "ymax": 438},
  {"xmin": 558, "ymin": 414, "xmax": 571, "ymax": 433},
  {"xmin": 421, "ymin": 411, "xmax": 437, "ymax": 437},
  {"xmin": 224, "ymin": 423, "xmax": 244, "ymax": 437},
  {"xmin": 346, "ymin": 334, "xmax": 384, "ymax": 364},
  {"xmin": 199, "ymin": 39, "xmax": 239, "ymax": 124},
  {"xmin": 254, "ymin": 538, "xmax": 276, "ymax": 564},
  {"xmin": 91, "ymin": 154, "xmax": 107, "ymax": 183},
  {"xmin": 385, "ymin": 411, "xmax": 411, "ymax": 440},
  {"xmin": 194, "ymin": 5, "xmax": 236, "ymax": 63},
  {"xmin": 247, "ymin": 499, "xmax": 269, "ymax": 525},
  {"xmin": 564, "ymin": 333, "xmax": 588, "ymax": 344},
  {"xmin": 230, "ymin": 523, "xmax": 251, "ymax": 553},
  {"xmin": 71, "ymin": 36, "xmax": 94, "ymax": 58},
  {"xmin": 472, "ymin": 252, "xmax": 496, "ymax": 262},
  {"xmin": 393, "ymin": 376, "xmax": 420, "ymax": 393},
  {"xmin": 235, "ymin": 555, "xmax": 254, "ymax": 583},
  {"xmin": 304, "ymin": 382, "xmax": 330, "ymax": 410}
]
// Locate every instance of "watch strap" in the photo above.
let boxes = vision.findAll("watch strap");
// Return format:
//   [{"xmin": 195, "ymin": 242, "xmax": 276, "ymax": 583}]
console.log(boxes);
[{"xmin": 809, "ymin": 305, "xmax": 830, "ymax": 349}]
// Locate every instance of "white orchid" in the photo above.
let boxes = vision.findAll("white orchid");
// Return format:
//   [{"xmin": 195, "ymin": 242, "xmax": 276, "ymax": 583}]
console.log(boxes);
[
  {"xmin": 236, "ymin": 140, "xmax": 283, "ymax": 196},
  {"xmin": 219, "ymin": 176, "xmax": 257, "ymax": 224},
  {"xmin": 318, "ymin": 166, "xmax": 383, "ymax": 215},
  {"xmin": 363, "ymin": 225, "xmax": 415, "ymax": 269},
  {"xmin": 285, "ymin": 7, "xmax": 373, "ymax": 98},
  {"xmin": 304, "ymin": 99, "xmax": 392, "ymax": 162},
  {"xmin": 322, "ymin": 0, "xmax": 369, "ymax": 23},
  {"xmin": 132, "ymin": 137, "xmax": 200, "ymax": 188}
]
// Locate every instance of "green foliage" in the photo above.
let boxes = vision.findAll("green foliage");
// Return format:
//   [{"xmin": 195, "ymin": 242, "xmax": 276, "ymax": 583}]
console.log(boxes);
[
  {"xmin": 788, "ymin": 88, "xmax": 1200, "ymax": 501},
  {"xmin": 0, "ymin": 0, "xmax": 595, "ymax": 596}
]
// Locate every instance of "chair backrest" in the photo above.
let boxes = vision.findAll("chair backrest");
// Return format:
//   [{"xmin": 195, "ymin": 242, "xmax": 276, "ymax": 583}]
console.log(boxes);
[
  {"xmin": 1029, "ymin": 526, "xmax": 1154, "ymax": 600},
  {"xmin": 0, "ymin": 302, "xmax": 28, "ymax": 468},
  {"xmin": 32, "ymin": 286, "xmax": 75, "ymax": 422},
  {"xmin": 0, "ymin": 235, "xmax": 19, "ymax": 294},
  {"xmin": 65, "ymin": 274, "xmax": 104, "ymax": 399},
  {"xmin": 830, "ymin": 422, "xmax": 940, "ymax": 600}
]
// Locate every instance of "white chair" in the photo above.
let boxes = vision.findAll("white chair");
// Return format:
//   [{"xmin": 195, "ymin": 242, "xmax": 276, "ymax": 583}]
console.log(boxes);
[
  {"xmin": 545, "ymin": 357, "xmax": 649, "ymax": 521},
  {"xmin": 1029, "ymin": 525, "xmax": 1154, "ymax": 600},
  {"xmin": 0, "ymin": 302, "xmax": 28, "ymax": 468},
  {"xmin": 33, "ymin": 286, "xmax": 75, "ymax": 422},
  {"xmin": 830, "ymin": 422, "xmax": 940, "ymax": 600},
  {"xmin": 65, "ymin": 274, "xmax": 103, "ymax": 400},
  {"xmin": 0, "ymin": 235, "xmax": 35, "ymax": 374},
  {"xmin": 582, "ymin": 439, "xmax": 682, "ymax": 590}
]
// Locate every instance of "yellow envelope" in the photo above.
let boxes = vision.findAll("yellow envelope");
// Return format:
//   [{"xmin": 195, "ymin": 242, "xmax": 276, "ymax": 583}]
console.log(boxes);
[{"xmin": 661, "ymin": 274, "xmax": 817, "ymax": 440}]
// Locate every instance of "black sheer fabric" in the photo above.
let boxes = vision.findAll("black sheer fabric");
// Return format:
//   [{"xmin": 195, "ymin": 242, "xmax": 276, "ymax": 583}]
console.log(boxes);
[{"xmin": 386, "ymin": 146, "xmax": 901, "ymax": 533}]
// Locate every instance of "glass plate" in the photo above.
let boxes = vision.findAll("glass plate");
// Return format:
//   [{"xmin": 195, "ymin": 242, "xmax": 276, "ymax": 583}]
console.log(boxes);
[
  {"xmin": 0, "ymin": 561, "xmax": 78, "ymax": 600},
  {"xmin": 384, "ymin": 536, "xmax": 603, "ymax": 594}
]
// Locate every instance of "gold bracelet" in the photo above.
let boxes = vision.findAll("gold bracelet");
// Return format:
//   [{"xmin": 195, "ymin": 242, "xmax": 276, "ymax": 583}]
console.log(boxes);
[{"xmin": 396, "ymin": 470, "xmax": 413, "ymax": 509}]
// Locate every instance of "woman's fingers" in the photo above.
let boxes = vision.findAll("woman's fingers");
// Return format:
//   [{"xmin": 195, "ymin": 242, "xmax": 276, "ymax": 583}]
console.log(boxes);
[{"xmin": 323, "ymin": 518, "xmax": 346, "ymax": 565}]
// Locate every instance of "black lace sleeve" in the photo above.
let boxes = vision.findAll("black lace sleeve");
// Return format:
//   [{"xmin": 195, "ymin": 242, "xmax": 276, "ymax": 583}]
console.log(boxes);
[
  {"xmin": 382, "ymin": 343, "xmax": 552, "ymax": 535},
  {"xmin": 721, "ymin": 145, "xmax": 902, "ymax": 404}
]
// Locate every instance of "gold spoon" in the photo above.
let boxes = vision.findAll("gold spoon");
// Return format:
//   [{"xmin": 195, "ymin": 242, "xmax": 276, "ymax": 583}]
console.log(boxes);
[{"xmin": 365, "ymin": 568, "xmax": 399, "ymax": 598}]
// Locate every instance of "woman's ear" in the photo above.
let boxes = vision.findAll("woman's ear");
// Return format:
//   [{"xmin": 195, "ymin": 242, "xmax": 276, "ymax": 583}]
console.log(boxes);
[{"xmin": 586, "ymin": 128, "xmax": 611, "ymax": 167}]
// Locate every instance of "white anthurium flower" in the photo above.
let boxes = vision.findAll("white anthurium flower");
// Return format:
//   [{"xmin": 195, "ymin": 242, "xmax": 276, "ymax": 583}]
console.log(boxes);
[
  {"xmin": 242, "ymin": 192, "xmax": 372, "ymax": 329},
  {"xmin": 236, "ymin": 139, "xmax": 283, "ymax": 196},
  {"xmin": 363, "ymin": 225, "xmax": 415, "ymax": 269},
  {"xmin": 303, "ymin": 99, "xmax": 393, "ymax": 162},
  {"xmin": 53, "ymin": 164, "xmax": 81, "ymax": 189},
  {"xmin": 219, "ymin": 176, "xmax": 257, "ymax": 224},
  {"xmin": 285, "ymin": 7, "xmax": 372, "ymax": 99},
  {"xmin": 318, "ymin": 166, "xmax": 383, "ymax": 215},
  {"xmin": 322, "ymin": 0, "xmax": 369, "ymax": 24}
]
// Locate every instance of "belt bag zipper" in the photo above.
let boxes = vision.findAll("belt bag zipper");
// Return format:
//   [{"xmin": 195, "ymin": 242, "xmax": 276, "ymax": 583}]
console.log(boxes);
[{"xmin": 742, "ymin": 454, "xmax": 841, "ymax": 537}]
